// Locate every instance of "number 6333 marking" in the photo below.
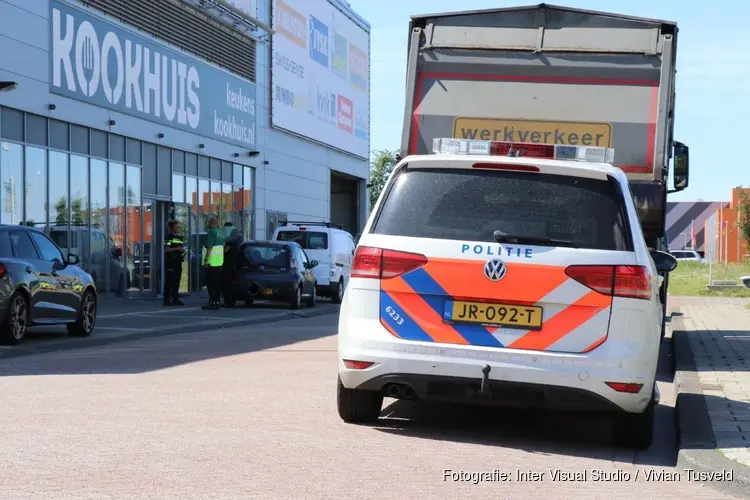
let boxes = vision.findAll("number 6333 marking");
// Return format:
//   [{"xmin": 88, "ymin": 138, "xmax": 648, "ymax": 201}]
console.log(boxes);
[{"xmin": 385, "ymin": 305, "xmax": 404, "ymax": 325}]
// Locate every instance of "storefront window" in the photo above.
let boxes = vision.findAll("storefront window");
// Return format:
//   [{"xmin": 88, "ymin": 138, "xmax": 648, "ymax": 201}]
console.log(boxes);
[
  {"xmin": 49, "ymin": 151, "xmax": 69, "ymax": 229},
  {"xmin": 24, "ymin": 147, "xmax": 47, "ymax": 230},
  {"xmin": 109, "ymin": 163, "xmax": 126, "ymax": 296},
  {"xmin": 127, "ymin": 165, "xmax": 142, "ymax": 292},
  {"xmin": 1, "ymin": 142, "xmax": 23, "ymax": 225},
  {"xmin": 70, "ymin": 155, "xmax": 90, "ymax": 272},
  {"xmin": 90, "ymin": 159, "xmax": 107, "ymax": 292},
  {"xmin": 222, "ymin": 183, "xmax": 232, "ymax": 227},
  {"xmin": 243, "ymin": 167, "xmax": 253, "ymax": 240},
  {"xmin": 186, "ymin": 177, "xmax": 199, "ymax": 293},
  {"xmin": 172, "ymin": 174, "xmax": 185, "ymax": 203},
  {"xmin": 198, "ymin": 179, "xmax": 209, "ymax": 232},
  {"xmin": 210, "ymin": 181, "xmax": 221, "ymax": 222}
]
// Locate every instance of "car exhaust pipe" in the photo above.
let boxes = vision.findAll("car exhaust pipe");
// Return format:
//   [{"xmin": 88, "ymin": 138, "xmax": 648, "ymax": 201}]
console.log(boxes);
[
  {"xmin": 248, "ymin": 282, "xmax": 260, "ymax": 296},
  {"xmin": 386, "ymin": 384, "xmax": 400, "ymax": 398},
  {"xmin": 401, "ymin": 385, "xmax": 415, "ymax": 399}
]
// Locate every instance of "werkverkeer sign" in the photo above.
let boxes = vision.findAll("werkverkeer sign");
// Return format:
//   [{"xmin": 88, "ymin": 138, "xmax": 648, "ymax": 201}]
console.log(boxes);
[{"xmin": 49, "ymin": 0, "xmax": 256, "ymax": 148}]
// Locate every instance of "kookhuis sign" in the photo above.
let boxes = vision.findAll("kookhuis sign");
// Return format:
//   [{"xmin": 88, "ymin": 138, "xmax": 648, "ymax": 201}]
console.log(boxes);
[
  {"xmin": 49, "ymin": 0, "xmax": 257, "ymax": 148},
  {"xmin": 454, "ymin": 118, "xmax": 612, "ymax": 147}
]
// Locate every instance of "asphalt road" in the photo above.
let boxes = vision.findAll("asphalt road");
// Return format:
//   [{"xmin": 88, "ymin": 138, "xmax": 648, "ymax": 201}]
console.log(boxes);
[{"xmin": 0, "ymin": 313, "xmax": 738, "ymax": 500}]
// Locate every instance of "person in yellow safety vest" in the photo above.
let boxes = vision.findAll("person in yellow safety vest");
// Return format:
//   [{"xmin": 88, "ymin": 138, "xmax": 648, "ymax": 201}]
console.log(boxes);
[{"xmin": 202, "ymin": 217, "xmax": 225, "ymax": 310}]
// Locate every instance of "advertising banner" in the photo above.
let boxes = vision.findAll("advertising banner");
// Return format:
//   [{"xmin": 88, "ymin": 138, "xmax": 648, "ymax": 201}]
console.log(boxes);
[
  {"xmin": 49, "ymin": 0, "xmax": 257, "ymax": 149},
  {"xmin": 271, "ymin": 0, "xmax": 370, "ymax": 159}
]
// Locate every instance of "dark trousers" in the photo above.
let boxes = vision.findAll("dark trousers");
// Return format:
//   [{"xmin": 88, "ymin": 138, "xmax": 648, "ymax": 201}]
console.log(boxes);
[
  {"xmin": 164, "ymin": 264, "xmax": 182, "ymax": 301},
  {"xmin": 206, "ymin": 266, "xmax": 222, "ymax": 304}
]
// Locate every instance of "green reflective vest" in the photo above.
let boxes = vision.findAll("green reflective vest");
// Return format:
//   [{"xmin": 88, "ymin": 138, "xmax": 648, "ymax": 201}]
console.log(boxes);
[{"xmin": 203, "ymin": 229, "xmax": 225, "ymax": 267}]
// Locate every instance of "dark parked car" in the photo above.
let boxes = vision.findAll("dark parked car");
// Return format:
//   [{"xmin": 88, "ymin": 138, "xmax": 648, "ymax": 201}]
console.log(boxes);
[
  {"xmin": 0, "ymin": 225, "xmax": 97, "ymax": 344},
  {"xmin": 224, "ymin": 240, "xmax": 317, "ymax": 309}
]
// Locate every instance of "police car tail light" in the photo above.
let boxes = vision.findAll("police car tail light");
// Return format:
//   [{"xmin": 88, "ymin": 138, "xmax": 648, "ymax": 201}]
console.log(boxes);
[
  {"xmin": 565, "ymin": 265, "xmax": 651, "ymax": 300},
  {"xmin": 351, "ymin": 246, "xmax": 427, "ymax": 280},
  {"xmin": 612, "ymin": 265, "xmax": 651, "ymax": 300},
  {"xmin": 605, "ymin": 382, "xmax": 643, "ymax": 393},
  {"xmin": 432, "ymin": 138, "xmax": 614, "ymax": 163},
  {"xmin": 343, "ymin": 360, "xmax": 375, "ymax": 370}
]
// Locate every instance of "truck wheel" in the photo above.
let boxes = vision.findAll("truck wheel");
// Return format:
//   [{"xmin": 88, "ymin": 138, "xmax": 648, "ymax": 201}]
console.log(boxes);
[{"xmin": 337, "ymin": 377, "xmax": 382, "ymax": 424}]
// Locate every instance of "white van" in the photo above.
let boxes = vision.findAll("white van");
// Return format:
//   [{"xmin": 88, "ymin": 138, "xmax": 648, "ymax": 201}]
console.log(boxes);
[{"xmin": 273, "ymin": 222, "xmax": 356, "ymax": 303}]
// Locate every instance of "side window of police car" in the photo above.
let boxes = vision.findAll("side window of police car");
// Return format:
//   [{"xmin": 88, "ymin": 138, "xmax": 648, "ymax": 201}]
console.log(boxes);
[{"xmin": 371, "ymin": 167, "xmax": 632, "ymax": 251}]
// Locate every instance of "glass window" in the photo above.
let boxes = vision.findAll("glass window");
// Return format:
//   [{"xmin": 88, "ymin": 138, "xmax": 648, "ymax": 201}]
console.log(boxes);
[
  {"xmin": 109, "ymin": 162, "xmax": 126, "ymax": 295},
  {"xmin": 1, "ymin": 142, "xmax": 23, "ymax": 225},
  {"xmin": 232, "ymin": 181, "xmax": 243, "ymax": 230},
  {"xmin": 50, "ymin": 119, "xmax": 69, "ymax": 151},
  {"xmin": 90, "ymin": 159, "xmax": 107, "ymax": 291},
  {"xmin": 372, "ymin": 167, "xmax": 633, "ymax": 252},
  {"xmin": 221, "ymin": 183, "xmax": 232, "ymax": 226},
  {"xmin": 127, "ymin": 138, "xmax": 142, "ymax": 165},
  {"xmin": 158, "ymin": 147, "xmax": 171, "ymax": 197},
  {"xmin": 186, "ymin": 176, "xmax": 199, "ymax": 293},
  {"xmin": 9, "ymin": 231, "xmax": 39, "ymax": 259},
  {"xmin": 71, "ymin": 125, "xmax": 89, "ymax": 155},
  {"xmin": 198, "ymin": 179, "xmax": 209, "ymax": 233},
  {"xmin": 70, "ymin": 157, "xmax": 89, "ymax": 269},
  {"xmin": 90, "ymin": 129, "xmax": 107, "ymax": 158},
  {"xmin": 110, "ymin": 134, "xmax": 126, "ymax": 162},
  {"xmin": 210, "ymin": 158, "xmax": 221, "ymax": 181},
  {"xmin": 30, "ymin": 231, "xmax": 64, "ymax": 262},
  {"xmin": 233, "ymin": 164, "xmax": 242, "ymax": 186},
  {"xmin": 24, "ymin": 147, "xmax": 47, "ymax": 230},
  {"xmin": 198, "ymin": 156, "xmax": 209, "ymax": 178},
  {"xmin": 1, "ymin": 108, "xmax": 23, "ymax": 142},
  {"xmin": 127, "ymin": 165, "xmax": 142, "ymax": 292},
  {"xmin": 240, "ymin": 243, "xmax": 290, "ymax": 271},
  {"xmin": 276, "ymin": 231, "xmax": 328, "ymax": 250},
  {"xmin": 0, "ymin": 232, "xmax": 12, "ymax": 258},
  {"xmin": 172, "ymin": 150, "xmax": 185, "ymax": 173},
  {"xmin": 172, "ymin": 174, "xmax": 185, "ymax": 203},
  {"xmin": 142, "ymin": 142, "xmax": 157, "ymax": 194},
  {"xmin": 49, "ymin": 151, "xmax": 69, "ymax": 229},
  {"xmin": 186, "ymin": 153, "xmax": 198, "ymax": 176},
  {"xmin": 243, "ymin": 167, "xmax": 253, "ymax": 240},
  {"xmin": 26, "ymin": 114, "xmax": 47, "ymax": 147},
  {"xmin": 222, "ymin": 161, "xmax": 232, "ymax": 183}
]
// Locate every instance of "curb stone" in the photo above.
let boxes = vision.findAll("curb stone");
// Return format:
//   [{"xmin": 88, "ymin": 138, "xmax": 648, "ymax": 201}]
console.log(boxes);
[
  {"xmin": 672, "ymin": 307, "xmax": 750, "ymax": 498},
  {"xmin": 0, "ymin": 307, "xmax": 338, "ymax": 361}
]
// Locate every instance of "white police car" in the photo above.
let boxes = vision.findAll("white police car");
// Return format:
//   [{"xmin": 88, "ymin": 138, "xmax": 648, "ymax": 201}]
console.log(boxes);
[{"xmin": 336, "ymin": 138, "xmax": 678, "ymax": 449}]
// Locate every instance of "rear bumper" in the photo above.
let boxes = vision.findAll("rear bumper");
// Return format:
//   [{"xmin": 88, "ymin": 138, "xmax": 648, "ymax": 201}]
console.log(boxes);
[
  {"xmin": 356, "ymin": 373, "xmax": 624, "ymax": 413},
  {"xmin": 230, "ymin": 278, "xmax": 296, "ymax": 301},
  {"xmin": 339, "ymin": 337, "xmax": 656, "ymax": 414}
]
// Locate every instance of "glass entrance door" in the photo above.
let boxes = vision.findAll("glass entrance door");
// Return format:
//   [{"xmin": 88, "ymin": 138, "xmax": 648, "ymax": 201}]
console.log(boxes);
[
  {"xmin": 143, "ymin": 198, "xmax": 166, "ymax": 297},
  {"xmin": 169, "ymin": 203, "xmax": 192, "ymax": 294}
]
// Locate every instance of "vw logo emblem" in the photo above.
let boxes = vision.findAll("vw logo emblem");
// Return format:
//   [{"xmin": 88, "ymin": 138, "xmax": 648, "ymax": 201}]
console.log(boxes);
[{"xmin": 484, "ymin": 259, "xmax": 506, "ymax": 282}]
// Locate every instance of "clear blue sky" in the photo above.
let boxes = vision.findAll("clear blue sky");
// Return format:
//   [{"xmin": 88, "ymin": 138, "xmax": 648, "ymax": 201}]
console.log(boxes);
[{"xmin": 346, "ymin": 0, "xmax": 749, "ymax": 202}]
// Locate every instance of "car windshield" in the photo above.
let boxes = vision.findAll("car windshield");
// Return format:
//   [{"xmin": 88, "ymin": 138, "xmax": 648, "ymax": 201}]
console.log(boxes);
[
  {"xmin": 276, "ymin": 230, "xmax": 328, "ymax": 250},
  {"xmin": 371, "ymin": 166, "xmax": 632, "ymax": 251},
  {"xmin": 241, "ymin": 244, "xmax": 290, "ymax": 270}
]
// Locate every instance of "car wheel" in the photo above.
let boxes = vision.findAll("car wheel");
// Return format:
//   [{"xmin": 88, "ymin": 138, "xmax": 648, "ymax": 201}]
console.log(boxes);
[
  {"xmin": 305, "ymin": 283, "xmax": 317, "ymax": 307},
  {"xmin": 330, "ymin": 278, "xmax": 344, "ymax": 304},
  {"xmin": 244, "ymin": 299, "xmax": 254, "ymax": 307},
  {"xmin": 1, "ymin": 292, "xmax": 29, "ymax": 345},
  {"xmin": 289, "ymin": 285, "xmax": 302, "ymax": 309},
  {"xmin": 337, "ymin": 377, "xmax": 383, "ymax": 423},
  {"xmin": 67, "ymin": 290, "xmax": 97, "ymax": 338},
  {"xmin": 612, "ymin": 402, "xmax": 654, "ymax": 450}
]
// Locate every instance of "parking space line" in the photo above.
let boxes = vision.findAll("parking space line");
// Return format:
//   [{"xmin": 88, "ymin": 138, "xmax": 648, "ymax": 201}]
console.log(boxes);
[{"xmin": 97, "ymin": 307, "xmax": 202, "ymax": 318}]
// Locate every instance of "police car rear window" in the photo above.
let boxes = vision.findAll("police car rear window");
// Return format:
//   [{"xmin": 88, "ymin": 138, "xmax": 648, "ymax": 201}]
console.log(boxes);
[{"xmin": 372, "ymin": 167, "xmax": 632, "ymax": 251}]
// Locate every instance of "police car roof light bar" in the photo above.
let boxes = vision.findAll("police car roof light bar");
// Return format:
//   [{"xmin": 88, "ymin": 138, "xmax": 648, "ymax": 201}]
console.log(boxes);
[{"xmin": 431, "ymin": 138, "xmax": 615, "ymax": 164}]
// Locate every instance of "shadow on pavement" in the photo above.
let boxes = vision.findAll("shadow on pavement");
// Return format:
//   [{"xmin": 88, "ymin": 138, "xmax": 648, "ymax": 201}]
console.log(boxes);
[{"xmin": 0, "ymin": 312, "xmax": 338, "ymax": 376}]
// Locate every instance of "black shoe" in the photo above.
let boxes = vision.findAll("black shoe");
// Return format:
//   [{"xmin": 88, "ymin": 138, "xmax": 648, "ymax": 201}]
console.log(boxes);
[
  {"xmin": 173, "ymin": 299, "xmax": 185, "ymax": 306},
  {"xmin": 163, "ymin": 299, "xmax": 173, "ymax": 306}
]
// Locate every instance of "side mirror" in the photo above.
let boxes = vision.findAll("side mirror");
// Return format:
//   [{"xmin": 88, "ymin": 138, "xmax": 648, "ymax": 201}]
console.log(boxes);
[
  {"xmin": 651, "ymin": 250, "xmax": 678, "ymax": 273},
  {"xmin": 672, "ymin": 141, "xmax": 689, "ymax": 191},
  {"xmin": 67, "ymin": 253, "xmax": 80, "ymax": 265},
  {"xmin": 310, "ymin": 260, "xmax": 319, "ymax": 268}
]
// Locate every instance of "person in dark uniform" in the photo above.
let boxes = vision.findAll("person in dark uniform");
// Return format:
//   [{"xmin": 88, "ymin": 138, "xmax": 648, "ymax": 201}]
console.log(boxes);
[
  {"xmin": 221, "ymin": 221, "xmax": 243, "ymax": 305},
  {"xmin": 163, "ymin": 219, "xmax": 185, "ymax": 306}
]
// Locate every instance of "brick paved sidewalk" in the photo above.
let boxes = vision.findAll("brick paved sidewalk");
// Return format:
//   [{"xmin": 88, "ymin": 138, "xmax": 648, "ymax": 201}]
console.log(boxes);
[{"xmin": 674, "ymin": 297, "xmax": 750, "ymax": 466}]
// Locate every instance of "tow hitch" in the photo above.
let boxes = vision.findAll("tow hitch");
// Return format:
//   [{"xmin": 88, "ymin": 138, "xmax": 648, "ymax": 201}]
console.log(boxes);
[{"xmin": 480, "ymin": 364, "xmax": 491, "ymax": 395}]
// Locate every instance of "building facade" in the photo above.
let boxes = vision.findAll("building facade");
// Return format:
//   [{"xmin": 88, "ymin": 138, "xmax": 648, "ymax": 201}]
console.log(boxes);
[{"xmin": 0, "ymin": 0, "xmax": 370, "ymax": 300}]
